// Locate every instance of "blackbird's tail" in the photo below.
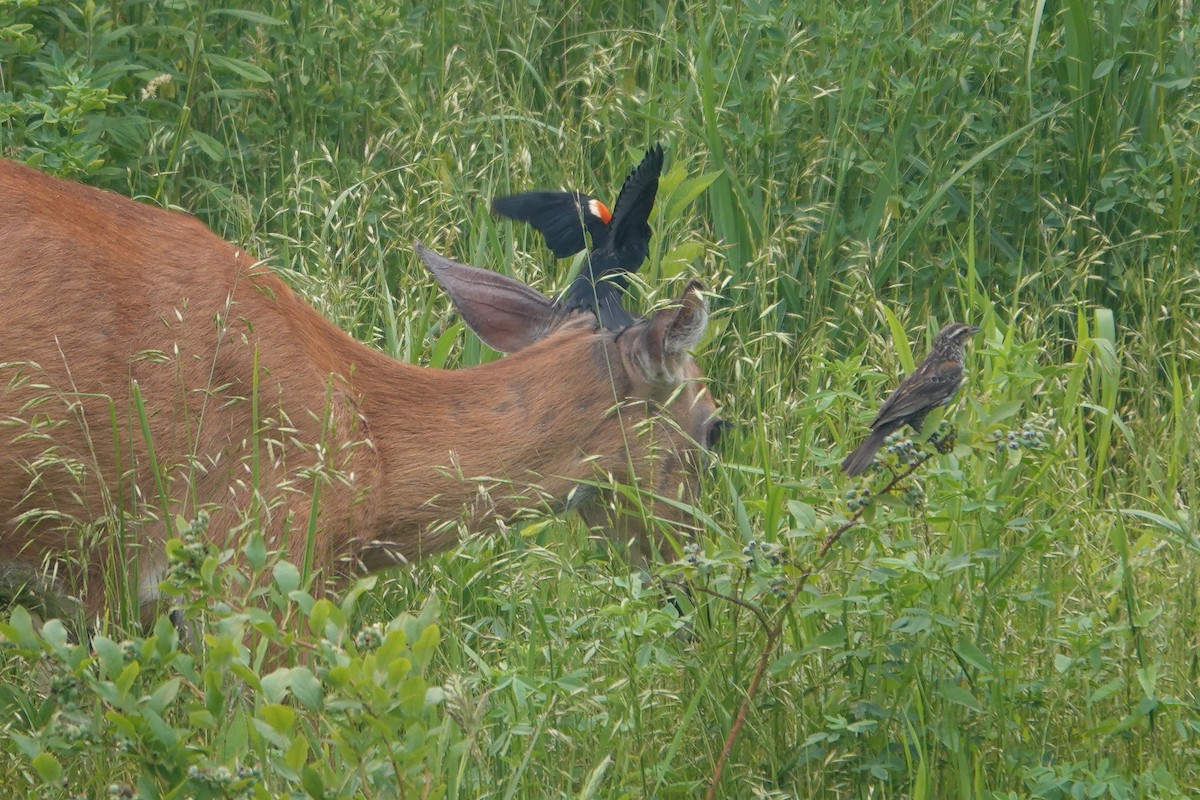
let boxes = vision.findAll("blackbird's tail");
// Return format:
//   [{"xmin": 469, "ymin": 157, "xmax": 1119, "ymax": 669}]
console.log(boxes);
[{"xmin": 561, "ymin": 276, "xmax": 635, "ymax": 330}]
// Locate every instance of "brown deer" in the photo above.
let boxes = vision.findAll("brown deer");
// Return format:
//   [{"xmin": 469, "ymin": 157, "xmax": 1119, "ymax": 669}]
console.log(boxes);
[{"xmin": 0, "ymin": 159, "xmax": 721, "ymax": 623}]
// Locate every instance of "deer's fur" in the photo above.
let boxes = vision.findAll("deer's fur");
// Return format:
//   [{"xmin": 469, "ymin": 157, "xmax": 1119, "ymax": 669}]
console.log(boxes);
[{"xmin": 0, "ymin": 159, "xmax": 719, "ymax": 619}]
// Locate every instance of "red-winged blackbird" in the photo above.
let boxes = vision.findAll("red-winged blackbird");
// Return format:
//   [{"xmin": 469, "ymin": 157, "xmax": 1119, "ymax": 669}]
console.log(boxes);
[
  {"xmin": 491, "ymin": 143, "xmax": 665, "ymax": 330},
  {"xmin": 841, "ymin": 322, "xmax": 982, "ymax": 476}
]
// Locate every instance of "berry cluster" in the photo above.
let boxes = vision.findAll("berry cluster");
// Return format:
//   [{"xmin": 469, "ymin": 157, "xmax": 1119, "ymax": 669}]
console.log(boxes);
[
  {"xmin": 988, "ymin": 421, "xmax": 1047, "ymax": 452},
  {"xmin": 883, "ymin": 432, "xmax": 923, "ymax": 467},
  {"xmin": 741, "ymin": 539, "xmax": 786, "ymax": 567},
  {"xmin": 902, "ymin": 483, "xmax": 925, "ymax": 508},
  {"xmin": 186, "ymin": 762, "xmax": 262, "ymax": 790},
  {"xmin": 47, "ymin": 714, "xmax": 94, "ymax": 747},
  {"xmin": 49, "ymin": 672, "xmax": 84, "ymax": 705},
  {"xmin": 844, "ymin": 485, "xmax": 872, "ymax": 512},
  {"xmin": 354, "ymin": 623, "xmax": 384, "ymax": 651},
  {"xmin": 118, "ymin": 639, "xmax": 139, "ymax": 663},
  {"xmin": 164, "ymin": 513, "xmax": 215, "ymax": 592},
  {"xmin": 929, "ymin": 421, "xmax": 957, "ymax": 453}
]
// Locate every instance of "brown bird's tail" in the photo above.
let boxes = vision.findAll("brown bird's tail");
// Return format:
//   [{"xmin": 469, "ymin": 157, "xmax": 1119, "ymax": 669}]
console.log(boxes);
[{"xmin": 841, "ymin": 429, "xmax": 890, "ymax": 476}]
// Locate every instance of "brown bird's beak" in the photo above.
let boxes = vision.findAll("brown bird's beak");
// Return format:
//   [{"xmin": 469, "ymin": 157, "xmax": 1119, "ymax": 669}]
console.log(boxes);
[{"xmin": 968, "ymin": 325, "xmax": 982, "ymax": 335}]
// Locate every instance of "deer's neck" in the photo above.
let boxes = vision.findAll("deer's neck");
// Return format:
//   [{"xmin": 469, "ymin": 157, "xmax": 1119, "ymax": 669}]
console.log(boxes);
[{"xmin": 349, "ymin": 332, "xmax": 631, "ymax": 568}]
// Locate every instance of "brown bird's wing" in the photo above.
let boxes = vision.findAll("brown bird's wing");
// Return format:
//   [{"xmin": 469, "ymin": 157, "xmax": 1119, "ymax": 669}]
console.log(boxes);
[{"xmin": 870, "ymin": 358, "xmax": 964, "ymax": 429}]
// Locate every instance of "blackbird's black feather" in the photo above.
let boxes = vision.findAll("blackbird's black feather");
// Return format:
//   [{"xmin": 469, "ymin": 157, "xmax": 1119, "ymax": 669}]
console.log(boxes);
[
  {"xmin": 489, "ymin": 191, "xmax": 608, "ymax": 258},
  {"xmin": 492, "ymin": 143, "xmax": 665, "ymax": 330}
]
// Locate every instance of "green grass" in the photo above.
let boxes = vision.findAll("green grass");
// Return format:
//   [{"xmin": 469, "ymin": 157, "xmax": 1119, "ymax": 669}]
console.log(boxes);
[{"xmin": 2, "ymin": 0, "xmax": 1200, "ymax": 797}]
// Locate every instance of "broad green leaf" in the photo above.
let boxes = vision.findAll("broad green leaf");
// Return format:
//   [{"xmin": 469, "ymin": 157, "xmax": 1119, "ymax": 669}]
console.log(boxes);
[
  {"xmin": 289, "ymin": 667, "xmax": 324, "ymax": 711},
  {"xmin": 205, "ymin": 53, "xmax": 272, "ymax": 84},
  {"xmin": 273, "ymin": 561, "xmax": 301, "ymax": 594},
  {"xmin": 259, "ymin": 702, "xmax": 296, "ymax": 734},
  {"xmin": 31, "ymin": 752, "xmax": 61, "ymax": 782},
  {"xmin": 938, "ymin": 684, "xmax": 982, "ymax": 712},
  {"xmin": 210, "ymin": 8, "xmax": 286, "ymax": 25},
  {"xmin": 665, "ymin": 169, "xmax": 724, "ymax": 222},
  {"xmin": 953, "ymin": 640, "xmax": 994, "ymax": 675}
]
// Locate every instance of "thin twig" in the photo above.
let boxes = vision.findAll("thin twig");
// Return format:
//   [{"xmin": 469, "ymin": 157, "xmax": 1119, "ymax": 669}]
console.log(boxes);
[
  {"xmin": 704, "ymin": 452, "xmax": 932, "ymax": 798},
  {"xmin": 667, "ymin": 578, "xmax": 773, "ymax": 632}
]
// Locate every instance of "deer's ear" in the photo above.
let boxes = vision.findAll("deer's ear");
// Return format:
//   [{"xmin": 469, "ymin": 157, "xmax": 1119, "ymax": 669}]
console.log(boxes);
[
  {"xmin": 632, "ymin": 280, "xmax": 708, "ymax": 382},
  {"xmin": 416, "ymin": 242, "xmax": 557, "ymax": 353}
]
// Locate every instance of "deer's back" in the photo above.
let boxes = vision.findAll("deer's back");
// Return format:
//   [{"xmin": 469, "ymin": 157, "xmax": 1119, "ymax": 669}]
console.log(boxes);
[{"xmin": 0, "ymin": 160, "xmax": 374, "ymax": 575}]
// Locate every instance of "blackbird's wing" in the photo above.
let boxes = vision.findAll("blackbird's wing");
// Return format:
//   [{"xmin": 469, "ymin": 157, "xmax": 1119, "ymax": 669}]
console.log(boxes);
[
  {"xmin": 603, "ymin": 143, "xmax": 664, "ymax": 263},
  {"xmin": 491, "ymin": 191, "xmax": 609, "ymax": 258},
  {"xmin": 870, "ymin": 358, "xmax": 964, "ymax": 429}
]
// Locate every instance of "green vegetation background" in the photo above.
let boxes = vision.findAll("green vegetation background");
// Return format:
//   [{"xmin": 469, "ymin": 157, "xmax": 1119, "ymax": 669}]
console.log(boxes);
[{"xmin": 1, "ymin": 0, "xmax": 1199, "ymax": 797}]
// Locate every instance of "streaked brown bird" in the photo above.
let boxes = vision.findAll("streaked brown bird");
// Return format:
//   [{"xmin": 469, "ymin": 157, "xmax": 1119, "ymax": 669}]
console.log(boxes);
[
  {"xmin": 491, "ymin": 143, "xmax": 664, "ymax": 330},
  {"xmin": 841, "ymin": 322, "xmax": 981, "ymax": 476}
]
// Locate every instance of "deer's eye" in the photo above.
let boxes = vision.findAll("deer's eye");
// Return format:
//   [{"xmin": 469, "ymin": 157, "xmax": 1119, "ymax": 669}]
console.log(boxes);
[{"xmin": 705, "ymin": 418, "xmax": 731, "ymax": 450}]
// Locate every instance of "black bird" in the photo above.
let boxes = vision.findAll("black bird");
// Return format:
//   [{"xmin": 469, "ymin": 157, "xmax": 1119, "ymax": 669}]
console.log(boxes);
[
  {"xmin": 491, "ymin": 143, "xmax": 665, "ymax": 329},
  {"xmin": 842, "ymin": 322, "xmax": 982, "ymax": 476}
]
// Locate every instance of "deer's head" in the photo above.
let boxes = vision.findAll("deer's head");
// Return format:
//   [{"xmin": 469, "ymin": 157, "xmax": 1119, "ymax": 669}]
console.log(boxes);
[{"xmin": 417, "ymin": 243, "xmax": 721, "ymax": 563}]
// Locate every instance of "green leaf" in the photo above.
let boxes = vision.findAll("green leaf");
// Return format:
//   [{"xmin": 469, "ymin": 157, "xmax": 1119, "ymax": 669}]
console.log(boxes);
[
  {"xmin": 9, "ymin": 733, "xmax": 41, "ymax": 760},
  {"xmin": 978, "ymin": 399, "xmax": 1024, "ymax": 426},
  {"xmin": 273, "ymin": 561, "xmax": 300, "ymax": 594},
  {"xmin": 399, "ymin": 674, "xmax": 429, "ymax": 717},
  {"xmin": 105, "ymin": 711, "xmax": 137, "ymax": 739},
  {"xmin": 92, "ymin": 635, "xmax": 124, "ymax": 678},
  {"xmin": 147, "ymin": 677, "xmax": 182, "ymax": 714},
  {"xmin": 431, "ymin": 320, "xmax": 464, "ymax": 367},
  {"xmin": 205, "ymin": 53, "xmax": 272, "ymax": 83},
  {"xmin": 308, "ymin": 598, "xmax": 335, "ymax": 637},
  {"xmin": 153, "ymin": 614, "xmax": 179, "ymax": 655},
  {"xmin": 665, "ymin": 169, "xmax": 724, "ymax": 222},
  {"xmin": 222, "ymin": 710, "xmax": 250, "ymax": 756},
  {"xmin": 115, "ymin": 662, "xmax": 141, "ymax": 700},
  {"xmin": 285, "ymin": 733, "xmax": 309, "ymax": 772},
  {"xmin": 1092, "ymin": 58, "xmax": 1115, "ymax": 79},
  {"xmin": 142, "ymin": 707, "xmax": 179, "ymax": 748},
  {"xmin": 210, "ymin": 8, "xmax": 286, "ymax": 25},
  {"xmin": 788, "ymin": 500, "xmax": 817, "ymax": 533},
  {"xmin": 188, "ymin": 709, "xmax": 216, "ymax": 729},
  {"xmin": 0, "ymin": 605, "xmax": 39, "ymax": 649},
  {"xmin": 259, "ymin": 702, "xmax": 296, "ymax": 734},
  {"xmin": 388, "ymin": 656, "xmax": 415, "ymax": 684},
  {"xmin": 289, "ymin": 667, "xmax": 324, "ymax": 711},
  {"xmin": 882, "ymin": 309, "xmax": 915, "ymax": 372},
  {"xmin": 31, "ymin": 752, "xmax": 61, "ymax": 782},
  {"xmin": 412, "ymin": 623, "xmax": 441, "ymax": 666},
  {"xmin": 953, "ymin": 639, "xmax": 994, "ymax": 675},
  {"xmin": 243, "ymin": 530, "xmax": 267, "ymax": 570},
  {"xmin": 260, "ymin": 669, "xmax": 292, "ymax": 704},
  {"xmin": 938, "ymin": 684, "xmax": 982, "ymax": 712},
  {"xmin": 803, "ymin": 627, "xmax": 847, "ymax": 653},
  {"xmin": 39, "ymin": 619, "xmax": 69, "ymax": 651},
  {"xmin": 190, "ymin": 130, "xmax": 227, "ymax": 162},
  {"xmin": 301, "ymin": 766, "xmax": 326, "ymax": 798},
  {"xmin": 339, "ymin": 575, "xmax": 376, "ymax": 618},
  {"xmin": 659, "ymin": 241, "xmax": 705, "ymax": 279},
  {"xmin": 1118, "ymin": 508, "xmax": 1186, "ymax": 535}
]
